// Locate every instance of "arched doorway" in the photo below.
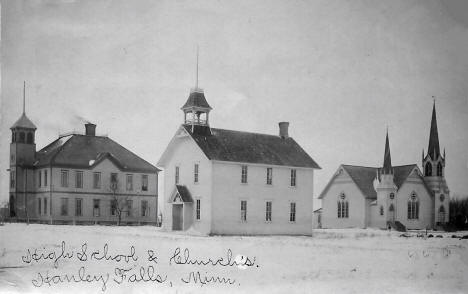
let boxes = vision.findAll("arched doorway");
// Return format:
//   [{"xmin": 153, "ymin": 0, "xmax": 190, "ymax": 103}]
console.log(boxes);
[
  {"xmin": 438, "ymin": 206, "xmax": 446, "ymax": 224},
  {"xmin": 388, "ymin": 204, "xmax": 395, "ymax": 222}
]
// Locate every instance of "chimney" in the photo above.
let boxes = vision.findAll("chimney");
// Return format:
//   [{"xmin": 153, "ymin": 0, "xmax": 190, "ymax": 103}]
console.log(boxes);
[
  {"xmin": 279, "ymin": 122, "xmax": 289, "ymax": 139},
  {"xmin": 85, "ymin": 123, "xmax": 96, "ymax": 136}
]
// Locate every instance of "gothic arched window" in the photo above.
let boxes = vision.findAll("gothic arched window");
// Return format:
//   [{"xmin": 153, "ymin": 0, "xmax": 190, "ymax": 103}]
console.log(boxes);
[
  {"xmin": 19, "ymin": 132, "xmax": 25, "ymax": 143},
  {"xmin": 389, "ymin": 193, "xmax": 395, "ymax": 200},
  {"xmin": 26, "ymin": 132, "xmax": 33, "ymax": 144},
  {"xmin": 337, "ymin": 193, "xmax": 349, "ymax": 218},
  {"xmin": 438, "ymin": 206, "xmax": 446, "ymax": 224},
  {"xmin": 407, "ymin": 192, "xmax": 419, "ymax": 220},
  {"xmin": 425, "ymin": 162, "xmax": 432, "ymax": 176},
  {"xmin": 437, "ymin": 162, "xmax": 443, "ymax": 177}
]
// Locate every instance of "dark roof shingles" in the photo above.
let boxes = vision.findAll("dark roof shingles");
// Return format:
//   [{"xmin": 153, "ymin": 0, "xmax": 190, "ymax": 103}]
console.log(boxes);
[{"xmin": 184, "ymin": 125, "xmax": 320, "ymax": 168}]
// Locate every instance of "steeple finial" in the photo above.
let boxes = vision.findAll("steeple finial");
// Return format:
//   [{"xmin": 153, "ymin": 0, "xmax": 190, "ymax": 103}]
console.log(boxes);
[
  {"xmin": 383, "ymin": 129, "xmax": 392, "ymax": 174},
  {"xmin": 23, "ymin": 81, "xmax": 26, "ymax": 114}
]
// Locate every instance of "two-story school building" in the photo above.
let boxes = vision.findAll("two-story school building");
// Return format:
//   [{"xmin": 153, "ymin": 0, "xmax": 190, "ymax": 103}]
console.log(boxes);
[
  {"xmin": 9, "ymin": 104, "xmax": 159, "ymax": 225},
  {"xmin": 158, "ymin": 86, "xmax": 320, "ymax": 235}
]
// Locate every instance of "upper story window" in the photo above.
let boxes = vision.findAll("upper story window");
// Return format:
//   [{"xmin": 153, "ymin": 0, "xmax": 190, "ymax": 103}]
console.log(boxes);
[
  {"xmin": 266, "ymin": 168, "xmax": 273, "ymax": 185},
  {"xmin": 93, "ymin": 172, "xmax": 101, "ymax": 189},
  {"xmin": 44, "ymin": 170, "xmax": 48, "ymax": 186},
  {"xmin": 10, "ymin": 172, "xmax": 15, "ymax": 188},
  {"xmin": 142, "ymin": 175, "xmax": 148, "ymax": 191},
  {"xmin": 19, "ymin": 132, "xmax": 25, "ymax": 143},
  {"xmin": 290, "ymin": 169, "xmax": 297, "ymax": 187},
  {"xmin": 389, "ymin": 193, "xmax": 395, "ymax": 200},
  {"xmin": 437, "ymin": 162, "xmax": 443, "ymax": 177},
  {"xmin": 380, "ymin": 206, "xmax": 384, "ymax": 216},
  {"xmin": 126, "ymin": 174, "xmax": 133, "ymax": 191},
  {"xmin": 61, "ymin": 170, "xmax": 69, "ymax": 187},
  {"xmin": 194, "ymin": 164, "xmax": 199, "ymax": 183},
  {"xmin": 38, "ymin": 171, "xmax": 42, "ymax": 187},
  {"xmin": 26, "ymin": 132, "xmax": 33, "ymax": 144},
  {"xmin": 337, "ymin": 193, "xmax": 349, "ymax": 218},
  {"xmin": 175, "ymin": 166, "xmax": 180, "ymax": 184},
  {"xmin": 407, "ymin": 192, "xmax": 419, "ymax": 220},
  {"xmin": 425, "ymin": 162, "xmax": 432, "ymax": 176},
  {"xmin": 241, "ymin": 165, "xmax": 248, "ymax": 184},
  {"xmin": 141, "ymin": 200, "xmax": 149, "ymax": 217},
  {"xmin": 11, "ymin": 131, "xmax": 16, "ymax": 143},
  {"xmin": 75, "ymin": 171, "xmax": 83, "ymax": 189},
  {"xmin": 440, "ymin": 194, "xmax": 445, "ymax": 202}
]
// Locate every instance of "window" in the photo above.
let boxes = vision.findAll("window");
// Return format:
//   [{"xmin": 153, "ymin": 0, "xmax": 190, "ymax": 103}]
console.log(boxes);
[
  {"xmin": 440, "ymin": 194, "xmax": 445, "ymax": 202},
  {"xmin": 38, "ymin": 171, "xmax": 42, "ymax": 187},
  {"xmin": 265, "ymin": 201, "xmax": 272, "ymax": 222},
  {"xmin": 110, "ymin": 200, "xmax": 117, "ymax": 216},
  {"xmin": 110, "ymin": 173, "xmax": 118, "ymax": 184},
  {"xmin": 438, "ymin": 206, "xmax": 446, "ymax": 224},
  {"xmin": 241, "ymin": 165, "xmax": 248, "ymax": 183},
  {"xmin": 437, "ymin": 162, "xmax": 443, "ymax": 177},
  {"xmin": 141, "ymin": 200, "xmax": 149, "ymax": 217},
  {"xmin": 290, "ymin": 202, "xmax": 296, "ymax": 222},
  {"xmin": 425, "ymin": 162, "xmax": 432, "ymax": 176},
  {"xmin": 61, "ymin": 170, "xmax": 69, "ymax": 187},
  {"xmin": 126, "ymin": 200, "xmax": 133, "ymax": 217},
  {"xmin": 142, "ymin": 175, "xmax": 148, "ymax": 191},
  {"xmin": 126, "ymin": 174, "xmax": 133, "ymax": 191},
  {"xmin": 380, "ymin": 206, "xmax": 384, "ymax": 216},
  {"xmin": 240, "ymin": 200, "xmax": 247, "ymax": 222},
  {"xmin": 407, "ymin": 193, "xmax": 419, "ymax": 220},
  {"xmin": 10, "ymin": 172, "xmax": 15, "ymax": 188},
  {"xmin": 389, "ymin": 193, "xmax": 395, "ymax": 200},
  {"xmin": 44, "ymin": 198, "xmax": 47, "ymax": 215},
  {"xmin": 175, "ymin": 166, "xmax": 180, "ymax": 184},
  {"xmin": 19, "ymin": 132, "xmax": 25, "ymax": 143},
  {"xmin": 194, "ymin": 164, "xmax": 199, "ymax": 183},
  {"xmin": 93, "ymin": 172, "xmax": 101, "ymax": 189},
  {"xmin": 196, "ymin": 199, "xmax": 201, "ymax": 220},
  {"xmin": 290, "ymin": 169, "xmax": 297, "ymax": 187},
  {"xmin": 93, "ymin": 199, "xmax": 100, "ymax": 217},
  {"xmin": 44, "ymin": 170, "xmax": 48, "ymax": 186},
  {"xmin": 61, "ymin": 198, "xmax": 68, "ymax": 216},
  {"xmin": 337, "ymin": 193, "xmax": 349, "ymax": 218},
  {"xmin": 75, "ymin": 171, "xmax": 83, "ymax": 189},
  {"xmin": 266, "ymin": 168, "xmax": 273, "ymax": 185},
  {"xmin": 38, "ymin": 198, "xmax": 42, "ymax": 215},
  {"xmin": 27, "ymin": 133, "xmax": 33, "ymax": 144},
  {"xmin": 12, "ymin": 131, "xmax": 16, "ymax": 143},
  {"xmin": 76, "ymin": 198, "xmax": 83, "ymax": 216}
]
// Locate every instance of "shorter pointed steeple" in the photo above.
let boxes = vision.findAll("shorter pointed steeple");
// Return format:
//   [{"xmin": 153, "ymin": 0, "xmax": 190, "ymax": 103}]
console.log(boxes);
[
  {"xmin": 428, "ymin": 101, "xmax": 440, "ymax": 160},
  {"xmin": 382, "ymin": 130, "xmax": 392, "ymax": 174}
]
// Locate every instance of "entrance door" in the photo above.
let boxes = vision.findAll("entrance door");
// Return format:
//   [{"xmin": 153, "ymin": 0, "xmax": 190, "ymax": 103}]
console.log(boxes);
[
  {"xmin": 172, "ymin": 204, "xmax": 183, "ymax": 231},
  {"xmin": 388, "ymin": 204, "xmax": 395, "ymax": 222}
]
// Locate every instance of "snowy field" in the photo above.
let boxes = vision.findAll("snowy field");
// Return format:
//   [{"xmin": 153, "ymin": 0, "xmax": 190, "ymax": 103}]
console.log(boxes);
[{"xmin": 0, "ymin": 224, "xmax": 468, "ymax": 294}]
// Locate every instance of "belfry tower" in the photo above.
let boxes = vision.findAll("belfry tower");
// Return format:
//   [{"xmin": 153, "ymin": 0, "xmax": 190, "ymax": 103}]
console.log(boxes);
[
  {"xmin": 422, "ymin": 101, "xmax": 449, "ymax": 225},
  {"xmin": 181, "ymin": 48, "xmax": 212, "ymax": 136},
  {"xmin": 9, "ymin": 82, "xmax": 37, "ymax": 219}
]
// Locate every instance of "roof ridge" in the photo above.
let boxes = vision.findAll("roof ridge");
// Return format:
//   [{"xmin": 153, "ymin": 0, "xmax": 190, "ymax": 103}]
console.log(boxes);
[{"xmin": 211, "ymin": 127, "xmax": 282, "ymax": 138}]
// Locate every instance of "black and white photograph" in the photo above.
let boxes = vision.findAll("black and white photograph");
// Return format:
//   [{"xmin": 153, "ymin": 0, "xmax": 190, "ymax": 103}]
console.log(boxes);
[{"xmin": 1, "ymin": 0, "xmax": 468, "ymax": 293}]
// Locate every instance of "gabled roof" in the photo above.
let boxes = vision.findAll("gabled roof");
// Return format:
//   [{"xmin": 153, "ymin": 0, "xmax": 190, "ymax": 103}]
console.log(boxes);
[
  {"xmin": 10, "ymin": 113, "xmax": 37, "ymax": 129},
  {"xmin": 181, "ymin": 89, "xmax": 212, "ymax": 110},
  {"xmin": 319, "ymin": 164, "xmax": 425, "ymax": 199},
  {"xmin": 171, "ymin": 185, "xmax": 193, "ymax": 203},
  {"xmin": 181, "ymin": 125, "xmax": 320, "ymax": 169},
  {"xmin": 35, "ymin": 134, "xmax": 159, "ymax": 173}
]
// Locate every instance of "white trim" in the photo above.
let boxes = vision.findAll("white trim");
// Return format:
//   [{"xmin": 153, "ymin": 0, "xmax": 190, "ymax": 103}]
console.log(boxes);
[{"xmin": 211, "ymin": 160, "xmax": 316, "ymax": 170}]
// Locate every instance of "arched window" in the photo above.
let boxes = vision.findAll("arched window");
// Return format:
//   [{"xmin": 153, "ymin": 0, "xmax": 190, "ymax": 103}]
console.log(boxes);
[
  {"xmin": 12, "ymin": 131, "xmax": 16, "ymax": 143},
  {"xmin": 337, "ymin": 193, "xmax": 349, "ymax": 218},
  {"xmin": 389, "ymin": 193, "xmax": 395, "ymax": 200},
  {"xmin": 380, "ymin": 206, "xmax": 384, "ymax": 216},
  {"xmin": 389, "ymin": 204, "xmax": 395, "ymax": 212},
  {"xmin": 26, "ymin": 132, "xmax": 33, "ymax": 144},
  {"xmin": 440, "ymin": 194, "xmax": 445, "ymax": 202},
  {"xmin": 425, "ymin": 162, "xmax": 432, "ymax": 176},
  {"xmin": 19, "ymin": 132, "xmax": 25, "ymax": 143},
  {"xmin": 407, "ymin": 192, "xmax": 419, "ymax": 220},
  {"xmin": 438, "ymin": 206, "xmax": 446, "ymax": 224},
  {"xmin": 437, "ymin": 162, "xmax": 443, "ymax": 177}
]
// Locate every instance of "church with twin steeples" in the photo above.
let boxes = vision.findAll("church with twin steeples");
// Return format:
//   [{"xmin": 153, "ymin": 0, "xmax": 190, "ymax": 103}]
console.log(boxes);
[{"xmin": 318, "ymin": 102, "xmax": 449, "ymax": 230}]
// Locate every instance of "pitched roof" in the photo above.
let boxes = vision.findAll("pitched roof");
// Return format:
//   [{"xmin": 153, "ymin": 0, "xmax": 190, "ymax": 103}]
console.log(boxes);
[
  {"xmin": 181, "ymin": 89, "xmax": 212, "ymax": 110},
  {"xmin": 10, "ymin": 113, "xmax": 37, "ymax": 129},
  {"xmin": 427, "ymin": 102, "xmax": 441, "ymax": 159},
  {"xmin": 182, "ymin": 125, "xmax": 320, "ymax": 169},
  {"xmin": 35, "ymin": 134, "xmax": 159, "ymax": 173},
  {"xmin": 319, "ymin": 164, "xmax": 422, "ymax": 199},
  {"xmin": 174, "ymin": 185, "xmax": 193, "ymax": 203}
]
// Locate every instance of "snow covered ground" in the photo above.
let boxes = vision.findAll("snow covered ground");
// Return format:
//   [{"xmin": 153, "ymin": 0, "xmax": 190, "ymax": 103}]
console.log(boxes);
[{"xmin": 1, "ymin": 224, "xmax": 467, "ymax": 294}]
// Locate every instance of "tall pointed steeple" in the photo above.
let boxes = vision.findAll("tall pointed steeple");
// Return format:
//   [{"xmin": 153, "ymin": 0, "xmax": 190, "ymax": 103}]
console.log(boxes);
[
  {"xmin": 427, "ymin": 101, "xmax": 440, "ymax": 160},
  {"xmin": 382, "ymin": 129, "xmax": 392, "ymax": 174}
]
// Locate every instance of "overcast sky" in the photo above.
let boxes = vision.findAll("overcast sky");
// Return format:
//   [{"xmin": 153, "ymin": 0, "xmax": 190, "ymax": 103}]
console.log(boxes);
[{"xmin": 1, "ymin": 0, "xmax": 468, "ymax": 207}]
